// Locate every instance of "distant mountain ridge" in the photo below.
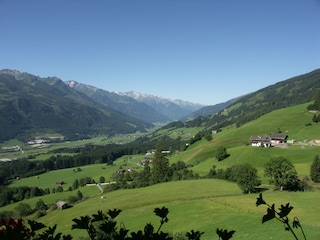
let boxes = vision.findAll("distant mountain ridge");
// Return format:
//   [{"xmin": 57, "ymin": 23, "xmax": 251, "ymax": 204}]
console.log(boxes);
[
  {"xmin": 0, "ymin": 69, "xmax": 152, "ymax": 142},
  {"xmin": 66, "ymin": 81, "xmax": 171, "ymax": 123},
  {"xmin": 114, "ymin": 91, "xmax": 204, "ymax": 121},
  {"xmin": 181, "ymin": 96, "xmax": 242, "ymax": 121}
]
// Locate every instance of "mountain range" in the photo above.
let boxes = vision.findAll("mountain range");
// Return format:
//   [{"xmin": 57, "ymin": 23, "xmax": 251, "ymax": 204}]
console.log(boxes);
[
  {"xmin": 66, "ymin": 81, "xmax": 204, "ymax": 123},
  {"xmin": 1, "ymin": 68, "xmax": 319, "ymax": 142},
  {"xmin": 0, "ymin": 70, "xmax": 151, "ymax": 142}
]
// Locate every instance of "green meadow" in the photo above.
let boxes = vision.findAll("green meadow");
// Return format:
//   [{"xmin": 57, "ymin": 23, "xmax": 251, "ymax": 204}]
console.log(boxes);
[
  {"xmin": 9, "ymin": 156, "xmax": 145, "ymax": 190},
  {"xmin": 3, "ymin": 180, "xmax": 320, "ymax": 239},
  {"xmin": 2, "ymin": 103, "xmax": 320, "ymax": 239}
]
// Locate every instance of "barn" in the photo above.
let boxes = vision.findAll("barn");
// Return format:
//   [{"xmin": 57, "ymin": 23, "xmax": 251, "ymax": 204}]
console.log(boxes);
[{"xmin": 56, "ymin": 200, "xmax": 68, "ymax": 210}]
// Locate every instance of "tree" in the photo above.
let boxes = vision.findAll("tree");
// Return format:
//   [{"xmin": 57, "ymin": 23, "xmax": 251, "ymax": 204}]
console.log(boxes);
[
  {"xmin": 77, "ymin": 190, "xmax": 83, "ymax": 201},
  {"xmin": 312, "ymin": 113, "xmax": 319, "ymax": 123},
  {"xmin": 152, "ymin": 144, "xmax": 170, "ymax": 183},
  {"xmin": 232, "ymin": 164, "xmax": 261, "ymax": 194},
  {"xmin": 72, "ymin": 179, "xmax": 79, "ymax": 190},
  {"xmin": 14, "ymin": 202, "xmax": 33, "ymax": 217},
  {"xmin": 204, "ymin": 133, "xmax": 213, "ymax": 141},
  {"xmin": 132, "ymin": 165, "xmax": 151, "ymax": 188},
  {"xmin": 207, "ymin": 165, "xmax": 217, "ymax": 178},
  {"xmin": 310, "ymin": 155, "xmax": 320, "ymax": 183},
  {"xmin": 215, "ymin": 146, "xmax": 229, "ymax": 161},
  {"xmin": 99, "ymin": 176, "xmax": 105, "ymax": 183},
  {"xmin": 34, "ymin": 199, "xmax": 47, "ymax": 211},
  {"xmin": 264, "ymin": 157, "xmax": 298, "ymax": 191},
  {"xmin": 56, "ymin": 186, "xmax": 63, "ymax": 192}
]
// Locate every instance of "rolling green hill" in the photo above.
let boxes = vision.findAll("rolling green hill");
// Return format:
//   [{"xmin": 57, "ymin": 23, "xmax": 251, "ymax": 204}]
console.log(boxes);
[
  {"xmin": 0, "ymin": 70, "xmax": 152, "ymax": 142},
  {"xmin": 2, "ymin": 103, "xmax": 320, "ymax": 239},
  {"xmin": 170, "ymin": 103, "xmax": 320, "ymax": 177},
  {"xmin": 2, "ymin": 179, "xmax": 320, "ymax": 239}
]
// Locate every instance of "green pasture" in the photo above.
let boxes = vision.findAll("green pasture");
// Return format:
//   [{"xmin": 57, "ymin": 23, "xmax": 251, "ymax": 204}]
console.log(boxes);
[
  {"xmin": 171, "ymin": 140, "xmax": 319, "ymax": 182},
  {"xmin": 3, "ymin": 179, "xmax": 319, "ymax": 239},
  {"xmin": 169, "ymin": 103, "xmax": 320, "ymax": 181},
  {"xmin": 213, "ymin": 103, "xmax": 315, "ymax": 144},
  {"xmin": 9, "ymin": 156, "xmax": 146, "ymax": 190}
]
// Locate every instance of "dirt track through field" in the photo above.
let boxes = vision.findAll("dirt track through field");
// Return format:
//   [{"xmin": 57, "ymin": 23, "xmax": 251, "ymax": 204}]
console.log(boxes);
[{"xmin": 185, "ymin": 148, "xmax": 203, "ymax": 163}]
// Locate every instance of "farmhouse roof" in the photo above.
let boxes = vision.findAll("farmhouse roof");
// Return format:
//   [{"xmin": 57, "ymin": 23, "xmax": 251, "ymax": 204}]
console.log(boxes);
[
  {"xmin": 250, "ymin": 136, "xmax": 270, "ymax": 143},
  {"xmin": 56, "ymin": 180, "xmax": 64, "ymax": 185},
  {"xmin": 269, "ymin": 134, "xmax": 288, "ymax": 140},
  {"xmin": 56, "ymin": 200, "xmax": 68, "ymax": 209}
]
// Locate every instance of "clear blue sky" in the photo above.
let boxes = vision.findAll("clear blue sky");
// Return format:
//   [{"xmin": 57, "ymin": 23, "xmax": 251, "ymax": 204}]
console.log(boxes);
[{"xmin": 1, "ymin": 0, "xmax": 319, "ymax": 105}]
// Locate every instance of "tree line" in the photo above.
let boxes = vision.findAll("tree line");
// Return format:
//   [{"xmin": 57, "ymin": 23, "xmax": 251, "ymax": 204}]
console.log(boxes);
[
  {"xmin": 0, "ymin": 135, "xmax": 187, "ymax": 186},
  {"xmin": 105, "ymin": 145, "xmax": 198, "ymax": 192},
  {"xmin": 207, "ymin": 155, "xmax": 320, "ymax": 193},
  {"xmin": 0, "ymin": 176, "xmax": 95, "ymax": 208}
]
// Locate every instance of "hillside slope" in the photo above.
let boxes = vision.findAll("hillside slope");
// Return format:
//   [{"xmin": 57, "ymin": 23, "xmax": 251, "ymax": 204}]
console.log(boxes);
[
  {"xmin": 169, "ymin": 103, "xmax": 320, "ymax": 178},
  {"xmin": 186, "ymin": 68, "xmax": 320, "ymax": 130},
  {"xmin": 225, "ymin": 68, "xmax": 320, "ymax": 126},
  {"xmin": 0, "ymin": 70, "xmax": 152, "ymax": 142},
  {"xmin": 181, "ymin": 96, "xmax": 241, "ymax": 121}
]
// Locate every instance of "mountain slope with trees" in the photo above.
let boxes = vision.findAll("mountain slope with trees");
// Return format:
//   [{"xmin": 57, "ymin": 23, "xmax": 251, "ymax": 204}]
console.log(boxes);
[
  {"xmin": 0, "ymin": 70, "xmax": 152, "ymax": 142},
  {"xmin": 186, "ymin": 68, "xmax": 320, "ymax": 130},
  {"xmin": 181, "ymin": 96, "xmax": 241, "ymax": 121}
]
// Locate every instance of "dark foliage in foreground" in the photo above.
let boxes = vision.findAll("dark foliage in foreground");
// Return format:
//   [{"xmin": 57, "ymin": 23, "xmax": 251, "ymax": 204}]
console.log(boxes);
[
  {"xmin": 0, "ymin": 206, "xmax": 235, "ymax": 240},
  {"xmin": 0, "ymin": 194, "xmax": 308, "ymax": 239},
  {"xmin": 256, "ymin": 193, "xmax": 306, "ymax": 240}
]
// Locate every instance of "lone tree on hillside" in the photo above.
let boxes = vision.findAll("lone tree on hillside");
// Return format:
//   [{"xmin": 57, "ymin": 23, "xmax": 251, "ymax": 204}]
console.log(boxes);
[
  {"xmin": 231, "ymin": 164, "xmax": 261, "ymax": 194},
  {"xmin": 152, "ymin": 144, "xmax": 170, "ymax": 183},
  {"xmin": 310, "ymin": 155, "xmax": 320, "ymax": 183},
  {"xmin": 215, "ymin": 146, "xmax": 229, "ymax": 161},
  {"xmin": 264, "ymin": 157, "xmax": 298, "ymax": 191},
  {"xmin": 99, "ymin": 176, "xmax": 106, "ymax": 183},
  {"xmin": 14, "ymin": 203, "xmax": 33, "ymax": 217}
]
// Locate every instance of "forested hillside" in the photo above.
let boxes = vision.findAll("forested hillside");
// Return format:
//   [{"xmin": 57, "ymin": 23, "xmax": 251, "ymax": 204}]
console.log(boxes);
[
  {"xmin": 0, "ymin": 70, "xmax": 152, "ymax": 142},
  {"xmin": 187, "ymin": 68, "xmax": 320, "ymax": 130}
]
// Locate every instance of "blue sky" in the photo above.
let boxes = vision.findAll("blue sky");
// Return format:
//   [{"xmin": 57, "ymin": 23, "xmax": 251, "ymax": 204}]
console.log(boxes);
[{"xmin": 1, "ymin": 0, "xmax": 319, "ymax": 105}]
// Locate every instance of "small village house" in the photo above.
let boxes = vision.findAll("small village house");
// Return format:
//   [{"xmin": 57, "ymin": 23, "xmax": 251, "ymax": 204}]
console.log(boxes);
[
  {"xmin": 250, "ymin": 134, "xmax": 288, "ymax": 147},
  {"xmin": 140, "ymin": 158, "xmax": 153, "ymax": 165},
  {"xmin": 269, "ymin": 134, "xmax": 288, "ymax": 144},
  {"xmin": 250, "ymin": 136, "xmax": 271, "ymax": 147}
]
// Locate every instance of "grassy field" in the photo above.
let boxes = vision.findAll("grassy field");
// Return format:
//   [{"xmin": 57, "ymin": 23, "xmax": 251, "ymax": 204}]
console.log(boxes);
[
  {"xmin": 3, "ymin": 179, "xmax": 319, "ymax": 239},
  {"xmin": 171, "ymin": 103, "xmax": 320, "ymax": 179},
  {"xmin": 2, "ymin": 103, "xmax": 320, "ymax": 239},
  {"xmin": 9, "ymin": 155, "xmax": 146, "ymax": 190}
]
